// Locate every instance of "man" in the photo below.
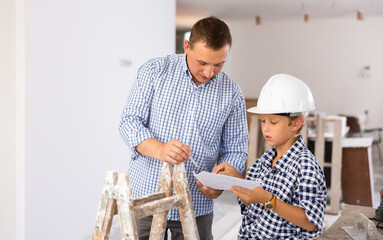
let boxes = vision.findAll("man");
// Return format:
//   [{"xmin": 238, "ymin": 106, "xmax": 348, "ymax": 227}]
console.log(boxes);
[{"xmin": 119, "ymin": 16, "xmax": 248, "ymax": 239}]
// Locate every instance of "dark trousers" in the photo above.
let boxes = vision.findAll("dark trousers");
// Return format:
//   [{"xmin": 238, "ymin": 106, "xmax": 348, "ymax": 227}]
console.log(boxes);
[{"xmin": 136, "ymin": 212, "xmax": 214, "ymax": 240}]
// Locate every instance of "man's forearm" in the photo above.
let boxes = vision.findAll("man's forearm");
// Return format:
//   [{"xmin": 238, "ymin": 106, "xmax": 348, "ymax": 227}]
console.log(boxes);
[{"xmin": 136, "ymin": 138, "xmax": 165, "ymax": 161}]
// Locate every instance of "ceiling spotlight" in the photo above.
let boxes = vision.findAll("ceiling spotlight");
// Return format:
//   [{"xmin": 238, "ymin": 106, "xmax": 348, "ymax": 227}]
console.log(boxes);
[
  {"xmin": 304, "ymin": 13, "xmax": 310, "ymax": 23},
  {"xmin": 255, "ymin": 15, "xmax": 262, "ymax": 25},
  {"xmin": 357, "ymin": 11, "xmax": 364, "ymax": 21}
]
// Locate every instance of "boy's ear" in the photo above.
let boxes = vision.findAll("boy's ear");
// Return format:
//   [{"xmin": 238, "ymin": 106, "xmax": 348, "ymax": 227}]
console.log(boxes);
[{"xmin": 292, "ymin": 116, "xmax": 304, "ymax": 131}]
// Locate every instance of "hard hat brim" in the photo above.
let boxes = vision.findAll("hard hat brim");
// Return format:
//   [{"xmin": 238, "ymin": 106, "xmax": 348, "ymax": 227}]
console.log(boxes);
[{"xmin": 247, "ymin": 106, "xmax": 315, "ymax": 115}]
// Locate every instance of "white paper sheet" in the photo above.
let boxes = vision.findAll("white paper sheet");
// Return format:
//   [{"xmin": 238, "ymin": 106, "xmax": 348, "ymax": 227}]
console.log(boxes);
[{"xmin": 193, "ymin": 171, "xmax": 261, "ymax": 190}]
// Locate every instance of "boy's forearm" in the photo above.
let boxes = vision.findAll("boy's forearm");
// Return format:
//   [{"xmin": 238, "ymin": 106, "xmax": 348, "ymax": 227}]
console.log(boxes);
[
  {"xmin": 273, "ymin": 199, "xmax": 317, "ymax": 231},
  {"xmin": 232, "ymin": 187, "xmax": 317, "ymax": 231}
]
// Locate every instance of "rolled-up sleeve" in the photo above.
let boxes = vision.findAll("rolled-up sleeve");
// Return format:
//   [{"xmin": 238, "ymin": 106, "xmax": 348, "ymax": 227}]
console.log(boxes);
[
  {"xmin": 218, "ymin": 85, "xmax": 249, "ymax": 174},
  {"xmin": 118, "ymin": 60, "xmax": 158, "ymax": 159},
  {"xmin": 294, "ymin": 162, "xmax": 327, "ymax": 238}
]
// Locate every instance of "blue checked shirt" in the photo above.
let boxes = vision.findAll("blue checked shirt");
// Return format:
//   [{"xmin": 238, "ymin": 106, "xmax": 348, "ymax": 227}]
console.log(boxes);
[
  {"xmin": 119, "ymin": 54, "xmax": 248, "ymax": 220},
  {"xmin": 238, "ymin": 136, "xmax": 326, "ymax": 240}
]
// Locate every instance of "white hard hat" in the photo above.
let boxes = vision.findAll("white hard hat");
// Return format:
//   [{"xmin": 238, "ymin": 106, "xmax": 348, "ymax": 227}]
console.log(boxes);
[{"xmin": 247, "ymin": 74, "xmax": 315, "ymax": 116}]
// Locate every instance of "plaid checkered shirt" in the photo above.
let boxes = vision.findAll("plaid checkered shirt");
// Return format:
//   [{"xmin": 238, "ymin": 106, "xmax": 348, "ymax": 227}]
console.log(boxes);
[
  {"xmin": 119, "ymin": 54, "xmax": 248, "ymax": 221},
  {"xmin": 238, "ymin": 136, "xmax": 327, "ymax": 239}
]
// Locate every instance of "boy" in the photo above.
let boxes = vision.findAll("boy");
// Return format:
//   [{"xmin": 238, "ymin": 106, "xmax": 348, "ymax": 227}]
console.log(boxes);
[{"xmin": 214, "ymin": 74, "xmax": 327, "ymax": 239}]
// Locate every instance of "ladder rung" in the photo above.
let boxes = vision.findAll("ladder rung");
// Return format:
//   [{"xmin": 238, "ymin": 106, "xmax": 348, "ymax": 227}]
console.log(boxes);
[
  {"xmin": 134, "ymin": 195, "xmax": 185, "ymax": 219},
  {"xmin": 132, "ymin": 191, "xmax": 166, "ymax": 206},
  {"xmin": 323, "ymin": 162, "xmax": 332, "ymax": 168}
]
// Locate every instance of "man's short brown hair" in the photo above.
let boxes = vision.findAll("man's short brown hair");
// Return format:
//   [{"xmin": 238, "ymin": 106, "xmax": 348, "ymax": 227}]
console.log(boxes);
[{"xmin": 189, "ymin": 16, "xmax": 232, "ymax": 50}]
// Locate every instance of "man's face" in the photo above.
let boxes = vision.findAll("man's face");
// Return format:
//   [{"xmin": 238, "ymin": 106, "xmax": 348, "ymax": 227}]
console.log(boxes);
[{"xmin": 184, "ymin": 40, "xmax": 230, "ymax": 86}]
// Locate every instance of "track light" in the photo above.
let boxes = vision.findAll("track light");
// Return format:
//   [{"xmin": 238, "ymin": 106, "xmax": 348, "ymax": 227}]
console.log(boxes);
[
  {"xmin": 304, "ymin": 13, "xmax": 310, "ymax": 23},
  {"xmin": 357, "ymin": 11, "xmax": 364, "ymax": 21},
  {"xmin": 255, "ymin": 15, "xmax": 262, "ymax": 25}
]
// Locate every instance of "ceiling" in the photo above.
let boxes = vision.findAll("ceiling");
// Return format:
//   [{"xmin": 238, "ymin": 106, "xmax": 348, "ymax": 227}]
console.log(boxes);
[{"xmin": 177, "ymin": 0, "xmax": 383, "ymax": 26}]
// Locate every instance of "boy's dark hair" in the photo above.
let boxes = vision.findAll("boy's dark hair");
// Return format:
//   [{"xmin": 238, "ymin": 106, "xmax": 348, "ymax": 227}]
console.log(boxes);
[{"xmin": 189, "ymin": 16, "xmax": 232, "ymax": 50}]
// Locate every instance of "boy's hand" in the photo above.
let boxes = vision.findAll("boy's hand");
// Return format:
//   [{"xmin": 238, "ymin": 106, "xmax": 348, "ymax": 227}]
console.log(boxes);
[
  {"xmin": 213, "ymin": 162, "xmax": 243, "ymax": 179},
  {"xmin": 195, "ymin": 178, "xmax": 223, "ymax": 199},
  {"xmin": 229, "ymin": 186, "xmax": 272, "ymax": 206}
]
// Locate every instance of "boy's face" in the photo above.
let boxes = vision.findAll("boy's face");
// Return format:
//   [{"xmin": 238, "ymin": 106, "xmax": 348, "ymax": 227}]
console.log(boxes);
[{"xmin": 260, "ymin": 114, "xmax": 302, "ymax": 149}]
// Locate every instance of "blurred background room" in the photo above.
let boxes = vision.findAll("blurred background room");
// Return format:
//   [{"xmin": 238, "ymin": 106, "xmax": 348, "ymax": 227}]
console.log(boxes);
[{"xmin": 1, "ymin": 0, "xmax": 383, "ymax": 239}]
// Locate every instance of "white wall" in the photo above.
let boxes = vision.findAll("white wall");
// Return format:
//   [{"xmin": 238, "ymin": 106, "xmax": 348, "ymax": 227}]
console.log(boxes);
[
  {"xmin": 1, "ymin": 0, "xmax": 175, "ymax": 239},
  {"xmin": 226, "ymin": 16, "xmax": 383, "ymax": 144},
  {"xmin": 0, "ymin": 0, "xmax": 17, "ymax": 239},
  {"xmin": 1, "ymin": 0, "xmax": 25, "ymax": 239}
]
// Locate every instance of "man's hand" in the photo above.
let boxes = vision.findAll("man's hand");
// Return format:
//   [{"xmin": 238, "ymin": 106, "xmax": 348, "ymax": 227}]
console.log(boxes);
[
  {"xmin": 136, "ymin": 138, "xmax": 191, "ymax": 164},
  {"xmin": 212, "ymin": 162, "xmax": 243, "ymax": 178},
  {"xmin": 195, "ymin": 178, "xmax": 223, "ymax": 199},
  {"xmin": 161, "ymin": 139, "xmax": 191, "ymax": 164}
]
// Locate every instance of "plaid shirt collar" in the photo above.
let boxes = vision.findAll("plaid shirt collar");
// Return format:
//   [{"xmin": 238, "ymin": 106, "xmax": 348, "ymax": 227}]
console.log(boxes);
[{"xmin": 261, "ymin": 135, "xmax": 305, "ymax": 172}]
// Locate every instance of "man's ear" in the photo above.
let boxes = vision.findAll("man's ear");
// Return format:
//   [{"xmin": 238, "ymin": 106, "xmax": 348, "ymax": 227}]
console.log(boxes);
[
  {"xmin": 184, "ymin": 40, "xmax": 190, "ymax": 54},
  {"xmin": 292, "ymin": 116, "xmax": 304, "ymax": 131}
]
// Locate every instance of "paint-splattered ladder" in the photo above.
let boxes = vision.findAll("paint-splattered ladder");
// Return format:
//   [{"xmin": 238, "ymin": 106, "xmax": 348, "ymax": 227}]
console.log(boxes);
[{"xmin": 92, "ymin": 162, "xmax": 200, "ymax": 240}]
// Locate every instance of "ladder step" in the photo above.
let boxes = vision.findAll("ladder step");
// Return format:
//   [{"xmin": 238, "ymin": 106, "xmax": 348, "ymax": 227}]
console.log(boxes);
[
  {"xmin": 132, "ymin": 191, "xmax": 166, "ymax": 206},
  {"xmin": 134, "ymin": 195, "xmax": 185, "ymax": 219},
  {"xmin": 323, "ymin": 162, "xmax": 332, "ymax": 168}
]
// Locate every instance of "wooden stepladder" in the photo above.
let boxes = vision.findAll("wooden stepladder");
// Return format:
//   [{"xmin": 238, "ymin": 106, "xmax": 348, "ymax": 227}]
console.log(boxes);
[{"xmin": 92, "ymin": 162, "xmax": 200, "ymax": 240}]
